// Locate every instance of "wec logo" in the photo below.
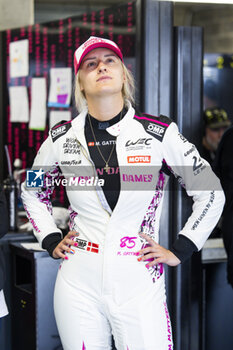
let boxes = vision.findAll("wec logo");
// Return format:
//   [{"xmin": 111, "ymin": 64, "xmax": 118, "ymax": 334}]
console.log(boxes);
[
  {"xmin": 125, "ymin": 138, "xmax": 152, "ymax": 147},
  {"xmin": 147, "ymin": 123, "xmax": 165, "ymax": 137}
]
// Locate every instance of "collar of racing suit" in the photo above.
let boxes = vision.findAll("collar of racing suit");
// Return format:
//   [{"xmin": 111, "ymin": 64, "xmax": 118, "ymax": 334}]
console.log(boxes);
[{"xmin": 71, "ymin": 100, "xmax": 135, "ymax": 139}]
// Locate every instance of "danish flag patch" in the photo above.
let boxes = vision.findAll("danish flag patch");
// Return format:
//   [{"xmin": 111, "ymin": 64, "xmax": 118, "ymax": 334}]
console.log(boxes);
[{"xmin": 87, "ymin": 242, "xmax": 99, "ymax": 253}]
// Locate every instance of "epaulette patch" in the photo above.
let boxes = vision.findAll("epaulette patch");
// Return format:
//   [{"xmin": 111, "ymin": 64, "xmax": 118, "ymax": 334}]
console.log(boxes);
[
  {"xmin": 134, "ymin": 113, "xmax": 172, "ymax": 142},
  {"xmin": 50, "ymin": 120, "xmax": 72, "ymax": 142}
]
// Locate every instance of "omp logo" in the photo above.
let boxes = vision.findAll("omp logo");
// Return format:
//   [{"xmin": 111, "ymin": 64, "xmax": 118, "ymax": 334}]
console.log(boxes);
[
  {"xmin": 147, "ymin": 123, "xmax": 165, "ymax": 137},
  {"xmin": 75, "ymin": 238, "xmax": 87, "ymax": 250},
  {"xmin": 127, "ymin": 155, "xmax": 151, "ymax": 163},
  {"xmin": 51, "ymin": 126, "xmax": 66, "ymax": 138},
  {"xmin": 26, "ymin": 169, "xmax": 45, "ymax": 188}
]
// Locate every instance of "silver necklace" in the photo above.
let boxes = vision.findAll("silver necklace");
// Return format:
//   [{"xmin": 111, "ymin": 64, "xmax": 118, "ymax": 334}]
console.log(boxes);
[{"xmin": 88, "ymin": 110, "xmax": 123, "ymax": 173}]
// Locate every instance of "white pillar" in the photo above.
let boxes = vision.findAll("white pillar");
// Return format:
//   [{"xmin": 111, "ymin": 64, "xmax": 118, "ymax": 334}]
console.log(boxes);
[{"xmin": 0, "ymin": 0, "xmax": 34, "ymax": 30}]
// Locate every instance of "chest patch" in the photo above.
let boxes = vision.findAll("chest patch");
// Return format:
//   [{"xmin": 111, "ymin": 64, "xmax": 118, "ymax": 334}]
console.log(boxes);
[
  {"xmin": 51, "ymin": 122, "xmax": 72, "ymax": 142},
  {"xmin": 134, "ymin": 114, "xmax": 172, "ymax": 142}
]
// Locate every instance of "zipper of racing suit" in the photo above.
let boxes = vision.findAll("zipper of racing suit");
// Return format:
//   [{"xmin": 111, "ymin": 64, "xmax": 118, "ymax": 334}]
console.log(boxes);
[
  {"xmin": 76, "ymin": 139, "xmax": 112, "ymax": 215},
  {"xmin": 76, "ymin": 137, "xmax": 115, "ymax": 297}
]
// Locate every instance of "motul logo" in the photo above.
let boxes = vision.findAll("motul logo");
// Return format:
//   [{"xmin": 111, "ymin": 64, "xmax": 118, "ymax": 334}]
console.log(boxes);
[
  {"xmin": 88, "ymin": 142, "xmax": 95, "ymax": 146},
  {"xmin": 127, "ymin": 155, "xmax": 151, "ymax": 163}
]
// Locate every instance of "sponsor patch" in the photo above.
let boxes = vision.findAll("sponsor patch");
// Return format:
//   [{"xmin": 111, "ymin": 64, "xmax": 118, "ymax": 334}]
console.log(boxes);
[
  {"xmin": 125, "ymin": 138, "xmax": 152, "ymax": 151},
  {"xmin": 51, "ymin": 122, "xmax": 72, "ymax": 142},
  {"xmin": 63, "ymin": 137, "xmax": 80, "ymax": 155},
  {"xmin": 88, "ymin": 140, "xmax": 116, "ymax": 147},
  {"xmin": 96, "ymin": 166, "xmax": 119, "ymax": 175},
  {"xmin": 134, "ymin": 113, "xmax": 171, "ymax": 142},
  {"xmin": 178, "ymin": 133, "xmax": 187, "ymax": 143},
  {"xmin": 184, "ymin": 144, "xmax": 196, "ymax": 157},
  {"xmin": 192, "ymin": 156, "xmax": 206, "ymax": 176},
  {"xmin": 146, "ymin": 123, "xmax": 165, "ymax": 137},
  {"xmin": 98, "ymin": 121, "xmax": 110, "ymax": 129},
  {"xmin": 74, "ymin": 238, "xmax": 99, "ymax": 253},
  {"xmin": 122, "ymin": 174, "xmax": 153, "ymax": 182},
  {"xmin": 61, "ymin": 160, "xmax": 81, "ymax": 165},
  {"xmin": 191, "ymin": 191, "xmax": 215, "ymax": 230},
  {"xmin": 127, "ymin": 155, "xmax": 151, "ymax": 163}
]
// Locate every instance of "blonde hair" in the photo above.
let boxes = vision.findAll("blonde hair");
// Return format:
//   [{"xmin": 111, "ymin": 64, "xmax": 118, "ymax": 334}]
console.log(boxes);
[{"xmin": 74, "ymin": 62, "xmax": 135, "ymax": 113}]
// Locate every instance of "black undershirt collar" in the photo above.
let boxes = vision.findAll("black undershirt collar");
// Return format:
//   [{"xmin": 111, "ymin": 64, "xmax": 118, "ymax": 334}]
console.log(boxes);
[{"xmin": 87, "ymin": 107, "xmax": 128, "ymax": 130}]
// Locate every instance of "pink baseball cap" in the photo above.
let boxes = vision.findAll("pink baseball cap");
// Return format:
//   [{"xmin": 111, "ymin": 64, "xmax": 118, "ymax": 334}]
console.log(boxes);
[{"xmin": 74, "ymin": 36, "xmax": 123, "ymax": 74}]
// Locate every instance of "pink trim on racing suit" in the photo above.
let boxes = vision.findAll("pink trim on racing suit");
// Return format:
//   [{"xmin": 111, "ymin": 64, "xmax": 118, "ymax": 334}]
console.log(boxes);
[{"xmin": 134, "ymin": 115, "xmax": 170, "ymax": 127}]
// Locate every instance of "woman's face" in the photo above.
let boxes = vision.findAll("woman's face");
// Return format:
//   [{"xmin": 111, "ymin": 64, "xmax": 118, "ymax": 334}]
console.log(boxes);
[{"xmin": 78, "ymin": 48, "xmax": 125, "ymax": 100}]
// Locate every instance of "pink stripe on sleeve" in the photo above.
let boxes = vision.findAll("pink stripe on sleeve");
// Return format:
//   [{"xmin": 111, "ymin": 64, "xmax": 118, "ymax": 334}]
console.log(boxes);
[
  {"xmin": 134, "ymin": 115, "xmax": 169, "ymax": 127},
  {"xmin": 53, "ymin": 120, "xmax": 72, "ymax": 130}
]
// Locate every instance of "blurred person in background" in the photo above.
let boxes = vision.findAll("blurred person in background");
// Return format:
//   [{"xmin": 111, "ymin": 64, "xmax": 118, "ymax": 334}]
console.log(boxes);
[
  {"xmin": 214, "ymin": 125, "xmax": 233, "ymax": 288},
  {"xmin": 0, "ymin": 185, "xmax": 9, "ymax": 328},
  {"xmin": 201, "ymin": 107, "xmax": 231, "ymax": 166},
  {"xmin": 201, "ymin": 107, "xmax": 231, "ymax": 238}
]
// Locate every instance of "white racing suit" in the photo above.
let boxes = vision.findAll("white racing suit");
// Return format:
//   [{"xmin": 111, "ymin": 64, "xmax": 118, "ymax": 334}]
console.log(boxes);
[{"xmin": 21, "ymin": 102, "xmax": 225, "ymax": 350}]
